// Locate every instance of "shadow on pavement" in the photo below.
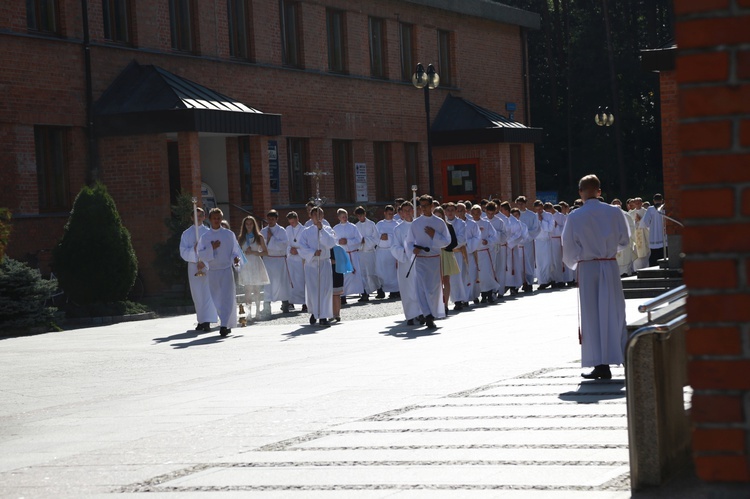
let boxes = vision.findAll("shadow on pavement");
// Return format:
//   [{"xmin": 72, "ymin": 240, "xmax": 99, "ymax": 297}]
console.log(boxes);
[
  {"xmin": 380, "ymin": 322, "xmax": 441, "ymax": 340},
  {"xmin": 171, "ymin": 333, "xmax": 242, "ymax": 349},
  {"xmin": 280, "ymin": 324, "xmax": 328, "ymax": 341},
  {"xmin": 153, "ymin": 328, "xmax": 213, "ymax": 344},
  {"xmin": 558, "ymin": 379, "xmax": 626, "ymax": 403}
]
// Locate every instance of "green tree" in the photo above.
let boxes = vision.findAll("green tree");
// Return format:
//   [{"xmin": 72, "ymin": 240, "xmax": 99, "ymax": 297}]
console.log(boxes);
[
  {"xmin": 153, "ymin": 192, "xmax": 195, "ymax": 293},
  {"xmin": 53, "ymin": 182, "xmax": 138, "ymax": 305},
  {"xmin": 0, "ymin": 208, "xmax": 10, "ymax": 260},
  {"xmin": 498, "ymin": 0, "xmax": 673, "ymax": 201},
  {"xmin": 0, "ymin": 257, "xmax": 59, "ymax": 331}
]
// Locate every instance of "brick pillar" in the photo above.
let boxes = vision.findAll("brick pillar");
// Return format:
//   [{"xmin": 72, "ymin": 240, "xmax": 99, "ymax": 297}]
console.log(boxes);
[
  {"xmin": 250, "ymin": 136, "xmax": 272, "ymax": 214},
  {"xmin": 659, "ymin": 71, "xmax": 681, "ymax": 234},
  {"xmin": 178, "ymin": 132, "xmax": 202, "ymax": 199},
  {"xmin": 676, "ymin": 1, "xmax": 750, "ymax": 483}
]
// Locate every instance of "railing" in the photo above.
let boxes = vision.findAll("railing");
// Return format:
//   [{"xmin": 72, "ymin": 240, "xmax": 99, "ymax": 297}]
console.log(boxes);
[{"xmin": 626, "ymin": 285, "xmax": 690, "ymax": 491}]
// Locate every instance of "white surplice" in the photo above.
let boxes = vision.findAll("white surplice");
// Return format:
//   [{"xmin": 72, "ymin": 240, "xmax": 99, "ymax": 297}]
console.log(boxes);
[
  {"xmin": 534, "ymin": 211, "xmax": 556, "ymax": 286},
  {"xmin": 333, "ymin": 221, "xmax": 364, "ymax": 296},
  {"xmin": 356, "ymin": 218, "xmax": 381, "ymax": 293},
  {"xmin": 519, "ymin": 208, "xmax": 541, "ymax": 284},
  {"xmin": 471, "ymin": 217, "xmax": 499, "ymax": 293},
  {"xmin": 285, "ymin": 222, "xmax": 306, "ymax": 305},
  {"xmin": 486, "ymin": 214, "xmax": 507, "ymax": 293},
  {"xmin": 375, "ymin": 218, "xmax": 399, "ymax": 292},
  {"xmin": 406, "ymin": 214, "xmax": 451, "ymax": 318},
  {"xmin": 298, "ymin": 224, "xmax": 337, "ymax": 320},
  {"xmin": 198, "ymin": 227, "xmax": 243, "ymax": 328},
  {"xmin": 261, "ymin": 224, "xmax": 290, "ymax": 303},
  {"xmin": 180, "ymin": 224, "xmax": 217, "ymax": 324},
  {"xmin": 390, "ymin": 220, "xmax": 422, "ymax": 321},
  {"xmin": 562, "ymin": 199, "xmax": 631, "ymax": 367},
  {"xmin": 446, "ymin": 216, "xmax": 470, "ymax": 304}
]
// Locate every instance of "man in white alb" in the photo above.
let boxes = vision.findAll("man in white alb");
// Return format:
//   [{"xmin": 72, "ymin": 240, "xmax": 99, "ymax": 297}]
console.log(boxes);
[
  {"xmin": 640, "ymin": 193, "xmax": 666, "ymax": 267},
  {"xmin": 333, "ymin": 209, "xmax": 364, "ymax": 304},
  {"xmin": 261, "ymin": 210, "xmax": 291, "ymax": 317},
  {"xmin": 390, "ymin": 202, "xmax": 422, "ymax": 325},
  {"xmin": 285, "ymin": 211, "xmax": 306, "ymax": 312},
  {"xmin": 562, "ymin": 174, "xmax": 631, "ymax": 380},
  {"xmin": 516, "ymin": 196, "xmax": 541, "ymax": 291},
  {"xmin": 354, "ymin": 206, "xmax": 381, "ymax": 301},
  {"xmin": 298, "ymin": 207, "xmax": 337, "ymax": 326},
  {"xmin": 406, "ymin": 195, "xmax": 451, "ymax": 329},
  {"xmin": 179, "ymin": 207, "xmax": 217, "ymax": 331},
  {"xmin": 376, "ymin": 205, "xmax": 400, "ymax": 298}
]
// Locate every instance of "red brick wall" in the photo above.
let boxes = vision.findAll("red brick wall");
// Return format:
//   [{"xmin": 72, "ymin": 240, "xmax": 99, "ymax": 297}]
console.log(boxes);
[
  {"xmin": 676, "ymin": 0, "xmax": 750, "ymax": 483},
  {"xmin": 659, "ymin": 70, "xmax": 681, "ymax": 233}
]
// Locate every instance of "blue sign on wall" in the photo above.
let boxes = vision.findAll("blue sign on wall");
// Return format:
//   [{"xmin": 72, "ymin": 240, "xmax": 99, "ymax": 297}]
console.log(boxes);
[{"xmin": 269, "ymin": 140, "xmax": 279, "ymax": 192}]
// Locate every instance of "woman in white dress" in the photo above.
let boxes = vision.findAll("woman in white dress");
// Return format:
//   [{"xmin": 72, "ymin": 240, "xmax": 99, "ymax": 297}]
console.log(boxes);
[{"xmin": 238, "ymin": 216, "xmax": 270, "ymax": 320}]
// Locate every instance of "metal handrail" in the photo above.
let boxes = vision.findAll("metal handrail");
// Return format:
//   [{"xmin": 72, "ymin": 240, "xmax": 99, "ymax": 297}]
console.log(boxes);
[
  {"xmin": 626, "ymin": 311, "xmax": 688, "ymax": 490},
  {"xmin": 638, "ymin": 284, "xmax": 687, "ymax": 321}
]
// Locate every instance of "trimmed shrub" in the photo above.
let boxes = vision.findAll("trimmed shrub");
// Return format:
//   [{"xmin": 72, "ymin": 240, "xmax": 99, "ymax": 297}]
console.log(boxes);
[
  {"xmin": 53, "ymin": 182, "xmax": 138, "ymax": 305},
  {"xmin": 0, "ymin": 257, "xmax": 59, "ymax": 331}
]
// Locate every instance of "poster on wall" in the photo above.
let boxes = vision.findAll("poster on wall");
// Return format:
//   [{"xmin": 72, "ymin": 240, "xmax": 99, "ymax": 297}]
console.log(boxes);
[
  {"xmin": 269, "ymin": 140, "xmax": 279, "ymax": 192},
  {"xmin": 355, "ymin": 162, "xmax": 368, "ymax": 202}
]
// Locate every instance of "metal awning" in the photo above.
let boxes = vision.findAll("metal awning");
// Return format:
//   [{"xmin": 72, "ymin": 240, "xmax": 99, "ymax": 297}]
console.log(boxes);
[
  {"xmin": 94, "ymin": 61, "xmax": 281, "ymax": 137},
  {"xmin": 431, "ymin": 94, "xmax": 542, "ymax": 146}
]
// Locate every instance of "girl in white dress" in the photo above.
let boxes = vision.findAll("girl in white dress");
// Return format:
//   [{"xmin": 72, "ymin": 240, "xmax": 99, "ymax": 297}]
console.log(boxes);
[{"xmin": 238, "ymin": 216, "xmax": 270, "ymax": 320}]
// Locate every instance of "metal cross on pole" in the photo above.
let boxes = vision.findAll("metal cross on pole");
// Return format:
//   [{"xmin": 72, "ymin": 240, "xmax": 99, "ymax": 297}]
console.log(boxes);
[{"xmin": 304, "ymin": 162, "xmax": 329, "ymax": 207}]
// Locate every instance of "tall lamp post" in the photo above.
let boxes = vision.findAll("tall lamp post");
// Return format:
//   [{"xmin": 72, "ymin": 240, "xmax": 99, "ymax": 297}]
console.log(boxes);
[{"xmin": 412, "ymin": 63, "xmax": 439, "ymax": 196}]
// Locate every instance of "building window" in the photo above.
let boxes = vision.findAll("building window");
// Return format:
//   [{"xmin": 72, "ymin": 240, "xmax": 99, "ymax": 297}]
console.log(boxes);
[
  {"xmin": 399, "ymin": 23, "xmax": 414, "ymax": 82},
  {"xmin": 102, "ymin": 0, "xmax": 131, "ymax": 43},
  {"xmin": 438, "ymin": 29, "xmax": 452, "ymax": 87},
  {"xmin": 288, "ymin": 138, "xmax": 309, "ymax": 204},
  {"xmin": 369, "ymin": 17, "xmax": 386, "ymax": 79},
  {"xmin": 332, "ymin": 140, "xmax": 352, "ymax": 202},
  {"xmin": 404, "ymin": 142, "xmax": 419, "ymax": 196},
  {"xmin": 374, "ymin": 142, "xmax": 392, "ymax": 202},
  {"xmin": 169, "ymin": 0, "xmax": 194, "ymax": 52},
  {"xmin": 326, "ymin": 9, "xmax": 346, "ymax": 73},
  {"xmin": 281, "ymin": 0, "xmax": 302, "ymax": 67},
  {"xmin": 34, "ymin": 127, "xmax": 69, "ymax": 212},
  {"xmin": 27, "ymin": 0, "xmax": 58, "ymax": 33},
  {"xmin": 238, "ymin": 137, "xmax": 253, "ymax": 205},
  {"xmin": 228, "ymin": 0, "xmax": 252, "ymax": 59}
]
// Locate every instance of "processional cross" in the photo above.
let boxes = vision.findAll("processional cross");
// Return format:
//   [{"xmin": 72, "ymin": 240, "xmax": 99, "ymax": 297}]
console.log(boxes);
[{"xmin": 304, "ymin": 162, "xmax": 329, "ymax": 207}]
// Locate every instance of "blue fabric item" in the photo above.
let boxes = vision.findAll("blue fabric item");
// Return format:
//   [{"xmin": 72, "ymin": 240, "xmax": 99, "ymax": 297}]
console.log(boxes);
[{"xmin": 333, "ymin": 245, "xmax": 353, "ymax": 274}]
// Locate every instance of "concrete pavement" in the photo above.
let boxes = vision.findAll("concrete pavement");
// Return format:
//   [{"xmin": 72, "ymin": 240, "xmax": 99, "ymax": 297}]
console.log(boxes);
[{"xmin": 1, "ymin": 288, "xmax": 669, "ymax": 497}]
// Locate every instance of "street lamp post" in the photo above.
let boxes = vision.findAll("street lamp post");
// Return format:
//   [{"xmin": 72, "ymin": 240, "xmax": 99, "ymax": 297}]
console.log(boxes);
[{"xmin": 412, "ymin": 63, "xmax": 439, "ymax": 196}]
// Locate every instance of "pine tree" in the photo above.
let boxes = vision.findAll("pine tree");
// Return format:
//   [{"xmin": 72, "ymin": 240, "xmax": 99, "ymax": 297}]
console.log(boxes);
[
  {"xmin": 53, "ymin": 182, "xmax": 138, "ymax": 305},
  {"xmin": 0, "ymin": 257, "xmax": 59, "ymax": 331},
  {"xmin": 153, "ymin": 192, "xmax": 195, "ymax": 291}
]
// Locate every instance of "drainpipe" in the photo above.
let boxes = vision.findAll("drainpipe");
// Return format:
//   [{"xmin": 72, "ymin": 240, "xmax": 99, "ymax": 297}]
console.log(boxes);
[{"xmin": 81, "ymin": 0, "xmax": 98, "ymax": 183}]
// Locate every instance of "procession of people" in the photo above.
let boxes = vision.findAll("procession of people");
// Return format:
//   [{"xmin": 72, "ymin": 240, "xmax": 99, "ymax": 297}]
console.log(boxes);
[{"xmin": 181, "ymin": 180, "xmax": 668, "ymax": 375}]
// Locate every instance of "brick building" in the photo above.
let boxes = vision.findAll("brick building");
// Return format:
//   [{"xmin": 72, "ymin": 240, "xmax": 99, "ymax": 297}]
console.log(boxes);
[
  {"xmin": 673, "ymin": 1, "xmax": 750, "ymax": 487},
  {"xmin": 1, "ymin": 0, "xmax": 541, "ymax": 294}
]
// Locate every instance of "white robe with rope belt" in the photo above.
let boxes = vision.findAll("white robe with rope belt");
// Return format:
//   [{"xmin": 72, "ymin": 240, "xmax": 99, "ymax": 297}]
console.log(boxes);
[
  {"xmin": 562, "ymin": 199, "xmax": 631, "ymax": 367},
  {"xmin": 375, "ymin": 218, "xmax": 399, "ymax": 292},
  {"xmin": 406, "ymin": 214, "xmax": 451, "ymax": 318},
  {"xmin": 390, "ymin": 220, "xmax": 422, "ymax": 321},
  {"xmin": 261, "ymin": 224, "xmax": 290, "ymax": 303},
  {"xmin": 180, "ymin": 224, "xmax": 217, "ymax": 324},
  {"xmin": 198, "ymin": 227, "xmax": 243, "ymax": 328},
  {"xmin": 298, "ymin": 224, "xmax": 337, "ymax": 320},
  {"xmin": 333, "ymin": 221, "xmax": 364, "ymax": 296},
  {"xmin": 285, "ymin": 223, "xmax": 306, "ymax": 305},
  {"xmin": 356, "ymin": 218, "xmax": 381, "ymax": 294}
]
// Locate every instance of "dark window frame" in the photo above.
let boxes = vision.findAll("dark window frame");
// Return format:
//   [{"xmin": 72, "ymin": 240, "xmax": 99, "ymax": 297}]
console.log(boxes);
[
  {"xmin": 228, "ymin": 0, "xmax": 253, "ymax": 60},
  {"xmin": 102, "ymin": 0, "xmax": 132, "ymax": 43},
  {"xmin": 280, "ymin": 0, "xmax": 302, "ymax": 68},
  {"xmin": 34, "ymin": 126, "xmax": 69, "ymax": 213},
  {"xmin": 326, "ymin": 8, "xmax": 347, "ymax": 74},
  {"xmin": 26, "ymin": 0, "xmax": 59, "ymax": 34},
  {"xmin": 399, "ymin": 22, "xmax": 414, "ymax": 82},
  {"xmin": 332, "ymin": 139, "xmax": 353, "ymax": 203},
  {"xmin": 369, "ymin": 16, "xmax": 386, "ymax": 79},
  {"xmin": 404, "ymin": 142, "xmax": 419, "ymax": 197},
  {"xmin": 169, "ymin": 0, "xmax": 195, "ymax": 53},
  {"xmin": 438, "ymin": 29, "xmax": 452, "ymax": 87},
  {"xmin": 287, "ymin": 138, "xmax": 309, "ymax": 204},
  {"xmin": 373, "ymin": 142, "xmax": 393, "ymax": 202},
  {"xmin": 238, "ymin": 136, "xmax": 253, "ymax": 205}
]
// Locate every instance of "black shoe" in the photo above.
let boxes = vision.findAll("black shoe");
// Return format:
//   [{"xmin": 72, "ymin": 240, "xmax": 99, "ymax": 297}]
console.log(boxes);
[
  {"xmin": 417, "ymin": 315, "xmax": 426, "ymax": 325},
  {"xmin": 522, "ymin": 283, "xmax": 533, "ymax": 292},
  {"xmin": 510, "ymin": 288, "xmax": 519, "ymax": 295},
  {"xmin": 198, "ymin": 322, "xmax": 210, "ymax": 331},
  {"xmin": 334, "ymin": 316, "xmax": 341, "ymax": 323},
  {"xmin": 480, "ymin": 293, "xmax": 487, "ymax": 304},
  {"xmin": 474, "ymin": 299, "xmax": 481, "ymax": 305},
  {"xmin": 581, "ymin": 365, "xmax": 612, "ymax": 380},
  {"xmin": 301, "ymin": 304, "xmax": 308, "ymax": 313},
  {"xmin": 309, "ymin": 315, "xmax": 316, "ymax": 325},
  {"xmin": 406, "ymin": 319, "xmax": 415, "ymax": 325},
  {"xmin": 425, "ymin": 314, "xmax": 437, "ymax": 329},
  {"xmin": 538, "ymin": 283, "xmax": 551, "ymax": 290},
  {"xmin": 453, "ymin": 301, "xmax": 464, "ymax": 311},
  {"xmin": 281, "ymin": 301, "xmax": 291, "ymax": 313},
  {"xmin": 376, "ymin": 288, "xmax": 386, "ymax": 299},
  {"xmin": 320, "ymin": 318, "xmax": 329, "ymax": 327},
  {"xmin": 389, "ymin": 292, "xmax": 400, "ymax": 299},
  {"xmin": 219, "ymin": 327, "xmax": 229, "ymax": 337},
  {"xmin": 488, "ymin": 293, "xmax": 495, "ymax": 303},
  {"xmin": 358, "ymin": 293, "xmax": 370, "ymax": 302},
  {"xmin": 340, "ymin": 296, "xmax": 347, "ymax": 305}
]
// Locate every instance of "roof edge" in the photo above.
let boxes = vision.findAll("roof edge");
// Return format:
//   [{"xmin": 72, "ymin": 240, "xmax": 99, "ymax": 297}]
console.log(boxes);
[{"xmin": 402, "ymin": 0, "xmax": 540, "ymax": 29}]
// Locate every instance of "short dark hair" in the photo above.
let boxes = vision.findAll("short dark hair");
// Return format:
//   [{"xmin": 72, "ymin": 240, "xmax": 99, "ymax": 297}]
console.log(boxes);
[
  {"xmin": 354, "ymin": 206, "xmax": 366, "ymax": 215},
  {"xmin": 578, "ymin": 174, "xmax": 601, "ymax": 192},
  {"xmin": 515, "ymin": 195, "xmax": 527, "ymax": 204}
]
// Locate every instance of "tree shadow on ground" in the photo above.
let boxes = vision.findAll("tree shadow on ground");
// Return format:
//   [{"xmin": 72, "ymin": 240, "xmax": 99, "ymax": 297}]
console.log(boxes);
[
  {"xmin": 380, "ymin": 321, "xmax": 441, "ymax": 340},
  {"xmin": 558, "ymin": 379, "xmax": 626, "ymax": 404}
]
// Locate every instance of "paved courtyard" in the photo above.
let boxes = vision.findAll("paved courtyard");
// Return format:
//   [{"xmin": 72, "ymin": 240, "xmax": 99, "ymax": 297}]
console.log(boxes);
[{"xmin": 0, "ymin": 288, "xmax": 666, "ymax": 498}]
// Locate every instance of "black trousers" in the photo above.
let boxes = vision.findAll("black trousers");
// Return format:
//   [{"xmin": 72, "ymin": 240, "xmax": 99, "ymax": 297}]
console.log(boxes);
[{"xmin": 649, "ymin": 247, "xmax": 664, "ymax": 267}]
